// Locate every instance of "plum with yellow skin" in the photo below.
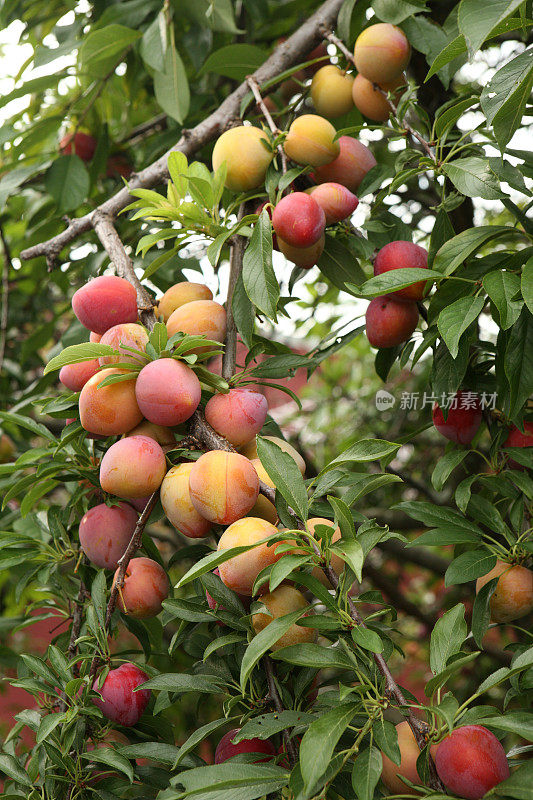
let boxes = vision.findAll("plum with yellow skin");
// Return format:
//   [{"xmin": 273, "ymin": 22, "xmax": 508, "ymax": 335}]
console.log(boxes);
[
  {"xmin": 248, "ymin": 458, "xmax": 278, "ymax": 524},
  {"xmin": 352, "ymin": 73, "xmax": 405, "ymax": 122},
  {"xmin": 188, "ymin": 450, "xmax": 259, "ymax": 525},
  {"xmin": 381, "ymin": 721, "xmax": 438, "ymax": 794},
  {"xmin": 212, "ymin": 126, "xmax": 273, "ymax": 192},
  {"xmin": 204, "ymin": 388, "xmax": 268, "ymax": 448},
  {"xmin": 217, "ymin": 517, "xmax": 282, "ymax": 595},
  {"xmin": 99, "ymin": 435, "xmax": 167, "ymax": 498},
  {"xmin": 283, "ymin": 115, "xmax": 340, "ymax": 167},
  {"xmin": 113, "ymin": 556, "xmax": 169, "ymax": 618},
  {"xmin": 353, "ymin": 23, "xmax": 410, "ymax": 84},
  {"xmin": 79, "ymin": 369, "xmax": 142, "ymax": 436},
  {"xmin": 311, "ymin": 135, "xmax": 376, "ymax": 193},
  {"xmin": 160, "ymin": 463, "xmax": 212, "ymax": 538},
  {"xmin": 475, "ymin": 560, "xmax": 533, "ymax": 623},
  {"xmin": 252, "ymin": 584, "xmax": 316, "ymax": 650},
  {"xmin": 98, "ymin": 323, "xmax": 149, "ymax": 366},
  {"xmin": 125, "ymin": 421, "xmax": 176, "ymax": 450},
  {"xmin": 311, "ymin": 66, "xmax": 355, "ymax": 118},
  {"xmin": 166, "ymin": 300, "xmax": 227, "ymax": 351},
  {"xmin": 157, "ymin": 282, "xmax": 213, "ymax": 322}
]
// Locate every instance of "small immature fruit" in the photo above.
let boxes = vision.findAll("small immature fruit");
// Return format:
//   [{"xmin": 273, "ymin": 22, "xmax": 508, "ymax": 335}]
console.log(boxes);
[
  {"xmin": 98, "ymin": 323, "xmax": 149, "ymax": 366},
  {"xmin": 92, "ymin": 663, "xmax": 150, "ymax": 726},
  {"xmin": 166, "ymin": 300, "xmax": 227, "ymax": 350},
  {"xmin": 374, "ymin": 240, "xmax": 429, "ymax": 301},
  {"xmin": 435, "ymin": 725, "xmax": 509, "ymax": 800},
  {"xmin": 59, "ymin": 359, "xmax": 100, "ymax": 392},
  {"xmin": 189, "ymin": 451, "xmax": 259, "ymax": 525},
  {"xmin": 79, "ymin": 501, "xmax": 138, "ymax": 570},
  {"xmin": 218, "ymin": 517, "xmax": 281, "ymax": 595},
  {"xmin": 157, "ymin": 282, "xmax": 213, "ymax": 322},
  {"xmin": 99, "ymin": 435, "xmax": 166, "ymax": 498},
  {"xmin": 135, "ymin": 359, "xmax": 201, "ymax": 427},
  {"xmin": 476, "ymin": 560, "xmax": 533, "ymax": 623},
  {"xmin": 272, "ymin": 192, "xmax": 326, "ymax": 248},
  {"xmin": 215, "ymin": 728, "xmax": 276, "ymax": 764},
  {"xmin": 79, "ymin": 369, "xmax": 142, "ymax": 436},
  {"xmin": 212, "ymin": 126, "xmax": 273, "ymax": 192},
  {"xmin": 278, "ymin": 234, "xmax": 325, "ymax": 269},
  {"xmin": 308, "ymin": 183, "xmax": 359, "ymax": 224},
  {"xmin": 241, "ymin": 436, "xmax": 305, "ymax": 476},
  {"xmin": 352, "ymin": 73, "xmax": 405, "ymax": 122},
  {"xmin": 353, "ymin": 23, "xmax": 410, "ymax": 84},
  {"xmin": 60, "ymin": 131, "xmax": 97, "ymax": 161},
  {"xmin": 432, "ymin": 392, "xmax": 482, "ymax": 445},
  {"xmin": 125, "ymin": 421, "xmax": 176, "ymax": 449},
  {"xmin": 311, "ymin": 65, "xmax": 355, "ymax": 118},
  {"xmin": 205, "ymin": 388, "xmax": 268, "ymax": 447},
  {"xmin": 311, "ymin": 135, "xmax": 376, "ymax": 192},
  {"xmin": 283, "ymin": 114, "xmax": 340, "ymax": 167},
  {"xmin": 381, "ymin": 721, "xmax": 437, "ymax": 794},
  {"xmin": 160, "ymin": 463, "xmax": 212, "ymax": 539},
  {"xmin": 252, "ymin": 585, "xmax": 316, "ymax": 650},
  {"xmin": 72, "ymin": 275, "xmax": 138, "ymax": 334},
  {"xmin": 365, "ymin": 296, "xmax": 418, "ymax": 348},
  {"xmin": 114, "ymin": 557, "xmax": 169, "ymax": 618}
]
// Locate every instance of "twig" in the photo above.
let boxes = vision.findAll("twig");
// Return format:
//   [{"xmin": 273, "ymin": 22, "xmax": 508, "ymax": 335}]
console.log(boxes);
[
  {"xmin": 20, "ymin": 0, "xmax": 345, "ymax": 265},
  {"xmin": 264, "ymin": 655, "xmax": 298, "ymax": 768},
  {"xmin": 222, "ymin": 204, "xmax": 246, "ymax": 380},
  {"xmin": 59, "ymin": 578, "xmax": 88, "ymax": 712},
  {"xmin": 246, "ymin": 76, "xmax": 288, "ymax": 174},
  {"xmin": 0, "ymin": 225, "xmax": 12, "ymax": 372}
]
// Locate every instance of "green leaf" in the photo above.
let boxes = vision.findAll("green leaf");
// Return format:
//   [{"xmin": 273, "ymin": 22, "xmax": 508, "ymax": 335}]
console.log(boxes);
[
  {"xmin": 235, "ymin": 711, "xmax": 315, "ymax": 742},
  {"xmin": 442, "ymin": 158, "xmax": 503, "ymax": 200},
  {"xmin": 232, "ymin": 271, "xmax": 255, "ymax": 349},
  {"xmin": 256, "ymin": 436, "xmax": 308, "ymax": 521},
  {"xmin": 299, "ymin": 703, "xmax": 358, "ymax": 793},
  {"xmin": 45, "ymin": 156, "xmax": 90, "ymax": 212},
  {"xmin": 395, "ymin": 501, "xmax": 482, "ymax": 533},
  {"xmin": 351, "ymin": 625, "xmax": 383, "ymax": 653},
  {"xmin": 317, "ymin": 236, "xmax": 366, "ymax": 292},
  {"xmin": 522, "ymin": 257, "xmax": 533, "ymax": 316},
  {"xmin": 373, "ymin": 719, "xmax": 401, "ymax": 765},
  {"xmin": 430, "ymin": 603, "xmax": 467, "ymax": 674},
  {"xmin": 172, "ymin": 718, "xmax": 231, "ymax": 767},
  {"xmin": 458, "ymin": 0, "xmax": 524, "ymax": 55},
  {"xmin": 490, "ymin": 761, "xmax": 533, "ymax": 799},
  {"xmin": 0, "ymin": 754, "xmax": 32, "ymax": 786},
  {"xmin": 175, "ymin": 763, "xmax": 288, "ymax": 797},
  {"xmin": 472, "ymin": 577, "xmax": 498, "ymax": 648},
  {"xmin": 81, "ymin": 748, "xmax": 134, "ymax": 782},
  {"xmin": 357, "ymin": 268, "xmax": 440, "ymax": 298},
  {"xmin": 154, "ymin": 46, "xmax": 190, "ymax": 124},
  {"xmin": 240, "ymin": 606, "xmax": 309, "ymax": 690},
  {"xmin": 437, "ymin": 296, "xmax": 484, "ymax": 359},
  {"xmin": 425, "ymin": 651, "xmax": 479, "ymax": 696},
  {"xmin": 269, "ymin": 554, "xmax": 311, "ymax": 592},
  {"xmin": 140, "ymin": 11, "xmax": 166, "ymax": 72},
  {"xmin": 483, "ymin": 270, "xmax": 523, "ymax": 330},
  {"xmin": 44, "ymin": 343, "xmax": 116, "ymax": 374},
  {"xmin": 481, "ymin": 48, "xmax": 533, "ymax": 149},
  {"xmin": 352, "ymin": 746, "xmax": 382, "ymax": 800},
  {"xmin": 433, "ymin": 226, "xmax": 519, "ymax": 276},
  {"xmin": 36, "ymin": 712, "xmax": 64, "ymax": 744},
  {"xmin": 271, "ymin": 643, "xmax": 354, "ymax": 670},
  {"xmin": 505, "ymin": 307, "xmax": 533, "ymax": 420},
  {"xmin": 80, "ymin": 24, "xmax": 141, "ymax": 73},
  {"xmin": 432, "ymin": 450, "xmax": 468, "ymax": 491},
  {"xmin": 139, "ymin": 673, "xmax": 225, "ymax": 693},
  {"xmin": 0, "ymin": 411, "xmax": 56, "ymax": 442},
  {"xmin": 331, "ymin": 539, "xmax": 364, "ymax": 583},
  {"xmin": 475, "ymin": 712, "xmax": 533, "ymax": 742},
  {"xmin": 321, "ymin": 439, "xmax": 400, "ymax": 474},
  {"xmin": 201, "ymin": 44, "xmax": 268, "ymax": 81},
  {"xmin": 242, "ymin": 210, "xmax": 278, "ymax": 320},
  {"xmin": 445, "ymin": 551, "xmax": 497, "ymax": 586},
  {"xmin": 175, "ymin": 536, "xmax": 280, "ymax": 589}
]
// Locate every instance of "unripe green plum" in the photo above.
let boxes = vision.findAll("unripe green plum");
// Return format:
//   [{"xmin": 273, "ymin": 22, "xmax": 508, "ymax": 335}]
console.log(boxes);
[
  {"xmin": 283, "ymin": 114, "xmax": 340, "ymax": 167},
  {"xmin": 99, "ymin": 435, "xmax": 166, "ymax": 498},
  {"xmin": 352, "ymin": 73, "xmax": 405, "ymax": 122},
  {"xmin": 311, "ymin": 66, "xmax": 355, "ymax": 118},
  {"xmin": 79, "ymin": 369, "xmax": 142, "ymax": 436},
  {"xmin": 205, "ymin": 388, "xmax": 268, "ymax": 447},
  {"xmin": 252, "ymin": 584, "xmax": 316, "ymax": 650},
  {"xmin": 365, "ymin": 296, "xmax": 418, "ymax": 348},
  {"xmin": 157, "ymin": 282, "xmax": 213, "ymax": 322},
  {"xmin": 308, "ymin": 183, "xmax": 359, "ymax": 224},
  {"xmin": 212, "ymin": 126, "xmax": 273, "ymax": 192},
  {"xmin": 188, "ymin": 451, "xmax": 259, "ymax": 525},
  {"xmin": 353, "ymin": 23, "xmax": 410, "ymax": 84},
  {"xmin": 160, "ymin": 462, "xmax": 212, "ymax": 538},
  {"xmin": 114, "ymin": 556, "xmax": 168, "ymax": 618},
  {"xmin": 135, "ymin": 358, "xmax": 201, "ymax": 426},
  {"xmin": 476, "ymin": 560, "xmax": 533, "ymax": 623},
  {"xmin": 272, "ymin": 192, "xmax": 325, "ymax": 248},
  {"xmin": 311, "ymin": 135, "xmax": 376, "ymax": 192},
  {"xmin": 72, "ymin": 275, "xmax": 138, "ymax": 334},
  {"xmin": 98, "ymin": 323, "xmax": 149, "ymax": 366}
]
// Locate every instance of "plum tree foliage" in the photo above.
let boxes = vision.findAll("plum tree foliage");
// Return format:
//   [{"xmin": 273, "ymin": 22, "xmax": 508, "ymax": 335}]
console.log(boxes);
[{"xmin": 0, "ymin": 0, "xmax": 532, "ymax": 799}]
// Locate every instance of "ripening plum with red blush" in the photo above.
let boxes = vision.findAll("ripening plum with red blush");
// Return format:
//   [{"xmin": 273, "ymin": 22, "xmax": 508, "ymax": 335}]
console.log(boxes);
[
  {"xmin": 79, "ymin": 369, "xmax": 142, "ymax": 436},
  {"xmin": 215, "ymin": 728, "xmax": 276, "ymax": 763},
  {"xmin": 59, "ymin": 359, "xmax": 100, "ymax": 392},
  {"xmin": 135, "ymin": 358, "xmax": 201, "ymax": 426},
  {"xmin": 311, "ymin": 136, "xmax": 376, "ymax": 193},
  {"xmin": 188, "ymin": 451, "xmax": 259, "ymax": 525},
  {"xmin": 113, "ymin": 556, "xmax": 168, "ymax": 618},
  {"xmin": 91, "ymin": 663, "xmax": 150, "ymax": 726},
  {"xmin": 272, "ymin": 192, "xmax": 325, "ymax": 248},
  {"xmin": 98, "ymin": 323, "xmax": 149, "ymax": 366},
  {"xmin": 278, "ymin": 234, "xmax": 325, "ymax": 269},
  {"xmin": 60, "ymin": 131, "xmax": 97, "ymax": 161},
  {"xmin": 205, "ymin": 388, "xmax": 268, "ymax": 447},
  {"xmin": 308, "ymin": 183, "xmax": 359, "ymax": 224},
  {"xmin": 99, "ymin": 435, "xmax": 166, "ymax": 498},
  {"xmin": 79, "ymin": 501, "xmax": 138, "ymax": 569},
  {"xmin": 435, "ymin": 725, "xmax": 509, "ymax": 800},
  {"xmin": 72, "ymin": 275, "xmax": 138, "ymax": 334},
  {"xmin": 374, "ymin": 240, "xmax": 429, "ymax": 302},
  {"xmin": 432, "ymin": 391, "xmax": 482, "ymax": 445},
  {"xmin": 503, "ymin": 422, "xmax": 533, "ymax": 468},
  {"xmin": 365, "ymin": 296, "xmax": 418, "ymax": 348}
]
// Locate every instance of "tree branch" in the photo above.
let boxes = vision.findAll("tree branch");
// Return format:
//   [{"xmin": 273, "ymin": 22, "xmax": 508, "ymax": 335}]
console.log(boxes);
[
  {"xmin": 247, "ymin": 76, "xmax": 288, "ymax": 174},
  {"xmin": 0, "ymin": 225, "xmax": 12, "ymax": 373}
]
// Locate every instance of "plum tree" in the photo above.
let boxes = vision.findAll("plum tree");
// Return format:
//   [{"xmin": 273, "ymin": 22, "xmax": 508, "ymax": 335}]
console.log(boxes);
[
  {"xmin": 277, "ymin": 234, "xmax": 325, "ymax": 268},
  {"xmin": 283, "ymin": 114, "xmax": 340, "ymax": 166},
  {"xmin": 272, "ymin": 192, "xmax": 326, "ymax": 248},
  {"xmin": 157, "ymin": 282, "xmax": 213, "ymax": 322},
  {"xmin": 99, "ymin": 435, "xmax": 167, "ymax": 498},
  {"xmin": 78, "ymin": 501, "xmax": 138, "ymax": 569},
  {"xmin": 381, "ymin": 721, "xmax": 437, "ymax": 794},
  {"xmin": 373, "ymin": 240, "xmax": 428, "ymax": 301},
  {"xmin": 98, "ymin": 323, "xmax": 149, "ymax": 365},
  {"xmin": 252, "ymin": 584, "xmax": 316, "ymax": 649},
  {"xmin": 91, "ymin": 663, "xmax": 150, "ymax": 726},
  {"xmin": 310, "ymin": 135, "xmax": 376, "ymax": 192},
  {"xmin": 59, "ymin": 359, "xmax": 100, "ymax": 392},
  {"xmin": 352, "ymin": 73, "xmax": 405, "ymax": 121},
  {"xmin": 71, "ymin": 275, "xmax": 138, "ymax": 334},
  {"xmin": 307, "ymin": 183, "xmax": 359, "ymax": 224},
  {"xmin": 204, "ymin": 388, "xmax": 268, "ymax": 447},
  {"xmin": 432, "ymin": 392, "xmax": 482, "ymax": 444},
  {"xmin": 217, "ymin": 517, "xmax": 281, "ymax": 595},
  {"xmin": 188, "ymin": 451, "xmax": 259, "ymax": 525},
  {"xmin": 476, "ymin": 560, "xmax": 533, "ymax": 622},
  {"xmin": 311, "ymin": 65, "xmax": 355, "ymax": 118},
  {"xmin": 135, "ymin": 358, "xmax": 201, "ymax": 426},
  {"xmin": 160, "ymin": 462, "xmax": 212, "ymax": 538},
  {"xmin": 435, "ymin": 726, "xmax": 509, "ymax": 799},
  {"xmin": 114, "ymin": 557, "xmax": 169, "ymax": 618},
  {"xmin": 353, "ymin": 23, "xmax": 410, "ymax": 83},
  {"xmin": 365, "ymin": 296, "xmax": 418, "ymax": 348},
  {"xmin": 79, "ymin": 369, "xmax": 142, "ymax": 435},
  {"xmin": 166, "ymin": 299, "xmax": 227, "ymax": 349},
  {"xmin": 214, "ymin": 729, "xmax": 276, "ymax": 763},
  {"xmin": 212, "ymin": 126, "xmax": 273, "ymax": 191}
]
